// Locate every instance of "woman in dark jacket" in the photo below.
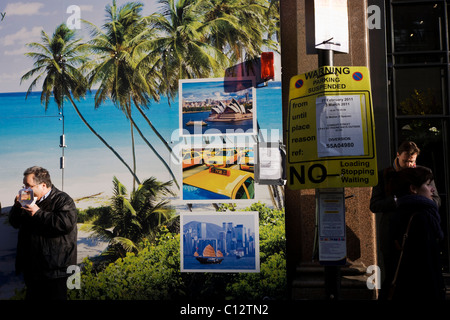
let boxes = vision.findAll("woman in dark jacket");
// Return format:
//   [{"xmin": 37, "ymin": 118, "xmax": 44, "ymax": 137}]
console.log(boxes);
[{"xmin": 387, "ymin": 167, "xmax": 445, "ymax": 300}]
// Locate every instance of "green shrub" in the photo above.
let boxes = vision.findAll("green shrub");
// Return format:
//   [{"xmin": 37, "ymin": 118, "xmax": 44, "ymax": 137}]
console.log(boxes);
[
  {"xmin": 70, "ymin": 203, "xmax": 287, "ymax": 300},
  {"xmin": 70, "ymin": 229, "xmax": 183, "ymax": 300},
  {"xmin": 226, "ymin": 252, "xmax": 287, "ymax": 300}
]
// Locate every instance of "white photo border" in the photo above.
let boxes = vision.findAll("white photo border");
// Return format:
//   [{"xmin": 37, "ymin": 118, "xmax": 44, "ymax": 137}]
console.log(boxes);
[
  {"xmin": 179, "ymin": 77, "xmax": 257, "ymax": 138},
  {"xmin": 180, "ymin": 211, "xmax": 260, "ymax": 273},
  {"xmin": 180, "ymin": 143, "xmax": 257, "ymax": 204}
]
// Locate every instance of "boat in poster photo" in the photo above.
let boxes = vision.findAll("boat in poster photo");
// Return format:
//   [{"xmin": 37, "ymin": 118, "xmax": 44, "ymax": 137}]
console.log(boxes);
[
  {"xmin": 194, "ymin": 244, "xmax": 224, "ymax": 264},
  {"xmin": 181, "ymin": 212, "xmax": 260, "ymax": 273}
]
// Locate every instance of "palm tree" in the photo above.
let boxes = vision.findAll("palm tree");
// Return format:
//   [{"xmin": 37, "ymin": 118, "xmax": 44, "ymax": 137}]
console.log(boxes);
[
  {"xmin": 266, "ymin": 0, "xmax": 281, "ymax": 47},
  {"xmin": 86, "ymin": 0, "xmax": 180, "ymax": 189},
  {"xmin": 144, "ymin": 0, "xmax": 279, "ymax": 101},
  {"xmin": 201, "ymin": 0, "xmax": 280, "ymax": 73},
  {"xmin": 21, "ymin": 23, "xmax": 140, "ymax": 185},
  {"xmin": 143, "ymin": 0, "xmax": 228, "ymax": 101},
  {"xmin": 201, "ymin": 0, "xmax": 266, "ymax": 63},
  {"xmin": 83, "ymin": 176, "xmax": 176, "ymax": 258}
]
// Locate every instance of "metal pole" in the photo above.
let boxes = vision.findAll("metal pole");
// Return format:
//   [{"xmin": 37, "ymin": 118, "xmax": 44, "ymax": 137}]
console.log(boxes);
[
  {"xmin": 319, "ymin": 49, "xmax": 334, "ymax": 67},
  {"xmin": 318, "ymin": 48, "xmax": 342, "ymax": 300},
  {"xmin": 59, "ymin": 107, "xmax": 66, "ymax": 191}
]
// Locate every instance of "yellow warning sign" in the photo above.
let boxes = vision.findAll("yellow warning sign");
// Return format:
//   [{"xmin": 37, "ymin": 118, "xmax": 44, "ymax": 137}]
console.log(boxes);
[{"xmin": 287, "ymin": 66, "xmax": 377, "ymax": 190}]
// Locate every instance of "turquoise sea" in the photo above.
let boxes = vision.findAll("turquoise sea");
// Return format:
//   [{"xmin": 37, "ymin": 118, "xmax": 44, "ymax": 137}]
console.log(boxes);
[{"xmin": 0, "ymin": 81, "xmax": 282, "ymax": 206}]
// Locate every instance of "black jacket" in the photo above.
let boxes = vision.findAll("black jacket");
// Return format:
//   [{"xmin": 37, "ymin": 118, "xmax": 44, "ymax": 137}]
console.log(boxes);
[
  {"xmin": 9, "ymin": 186, "xmax": 77, "ymax": 279},
  {"xmin": 389, "ymin": 195, "xmax": 445, "ymax": 300}
]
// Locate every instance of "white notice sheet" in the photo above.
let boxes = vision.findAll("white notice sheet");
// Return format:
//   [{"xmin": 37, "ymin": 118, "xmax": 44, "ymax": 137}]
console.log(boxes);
[
  {"xmin": 318, "ymin": 191, "xmax": 346, "ymax": 262},
  {"xmin": 316, "ymin": 95, "xmax": 365, "ymax": 158}
]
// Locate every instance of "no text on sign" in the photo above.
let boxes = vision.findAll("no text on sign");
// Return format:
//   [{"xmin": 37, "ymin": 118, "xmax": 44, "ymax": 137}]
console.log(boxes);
[{"xmin": 287, "ymin": 66, "xmax": 377, "ymax": 190}]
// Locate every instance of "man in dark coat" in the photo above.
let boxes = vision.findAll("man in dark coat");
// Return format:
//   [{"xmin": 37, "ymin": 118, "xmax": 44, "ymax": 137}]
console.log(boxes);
[{"xmin": 9, "ymin": 166, "xmax": 77, "ymax": 300}]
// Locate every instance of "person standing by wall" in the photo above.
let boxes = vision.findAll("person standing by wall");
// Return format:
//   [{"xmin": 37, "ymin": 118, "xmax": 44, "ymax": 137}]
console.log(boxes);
[
  {"xmin": 386, "ymin": 167, "xmax": 445, "ymax": 300},
  {"xmin": 369, "ymin": 141, "xmax": 440, "ymax": 299},
  {"xmin": 9, "ymin": 166, "xmax": 77, "ymax": 300}
]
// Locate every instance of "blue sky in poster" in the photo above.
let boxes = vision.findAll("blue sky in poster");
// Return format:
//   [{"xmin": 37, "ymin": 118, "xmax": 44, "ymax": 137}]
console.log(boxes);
[
  {"xmin": 0, "ymin": 0, "xmax": 280, "ymax": 93},
  {"xmin": 0, "ymin": 0, "xmax": 161, "ymax": 93}
]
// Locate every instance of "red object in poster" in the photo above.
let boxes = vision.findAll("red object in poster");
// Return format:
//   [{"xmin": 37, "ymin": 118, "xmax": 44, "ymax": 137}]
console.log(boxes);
[{"xmin": 260, "ymin": 52, "xmax": 274, "ymax": 80}]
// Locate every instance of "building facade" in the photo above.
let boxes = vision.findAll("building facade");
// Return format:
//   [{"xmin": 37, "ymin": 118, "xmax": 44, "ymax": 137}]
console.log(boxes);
[
  {"xmin": 281, "ymin": 0, "xmax": 450, "ymax": 298},
  {"xmin": 384, "ymin": 0, "xmax": 450, "ymax": 272}
]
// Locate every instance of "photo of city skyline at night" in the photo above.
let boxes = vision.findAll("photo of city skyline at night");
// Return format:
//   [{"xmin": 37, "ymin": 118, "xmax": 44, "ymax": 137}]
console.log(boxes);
[{"xmin": 180, "ymin": 212, "xmax": 259, "ymax": 272}]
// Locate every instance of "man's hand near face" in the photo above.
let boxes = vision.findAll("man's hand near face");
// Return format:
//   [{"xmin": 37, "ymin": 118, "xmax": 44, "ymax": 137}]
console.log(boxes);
[{"xmin": 23, "ymin": 203, "xmax": 40, "ymax": 216}]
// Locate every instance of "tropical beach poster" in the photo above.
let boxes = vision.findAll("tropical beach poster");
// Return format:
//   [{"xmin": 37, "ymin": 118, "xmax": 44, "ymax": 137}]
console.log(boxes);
[
  {"xmin": 180, "ymin": 211, "xmax": 260, "ymax": 273},
  {"xmin": 179, "ymin": 78, "xmax": 256, "ymax": 136},
  {"xmin": 0, "ymin": 0, "xmax": 284, "ymax": 300}
]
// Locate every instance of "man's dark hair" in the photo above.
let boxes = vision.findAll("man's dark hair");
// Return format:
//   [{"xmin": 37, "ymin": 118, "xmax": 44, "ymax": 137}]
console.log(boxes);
[
  {"xmin": 24, "ymin": 166, "xmax": 52, "ymax": 187},
  {"xmin": 397, "ymin": 141, "xmax": 420, "ymax": 156}
]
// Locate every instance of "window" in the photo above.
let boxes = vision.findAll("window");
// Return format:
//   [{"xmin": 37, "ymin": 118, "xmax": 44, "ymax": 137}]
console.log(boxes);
[
  {"xmin": 245, "ymin": 177, "xmax": 255, "ymax": 198},
  {"xmin": 234, "ymin": 177, "xmax": 255, "ymax": 199},
  {"xmin": 392, "ymin": 3, "xmax": 444, "ymax": 52},
  {"xmin": 394, "ymin": 67, "xmax": 445, "ymax": 115},
  {"xmin": 387, "ymin": 0, "xmax": 450, "ymax": 272},
  {"xmin": 235, "ymin": 185, "xmax": 248, "ymax": 199}
]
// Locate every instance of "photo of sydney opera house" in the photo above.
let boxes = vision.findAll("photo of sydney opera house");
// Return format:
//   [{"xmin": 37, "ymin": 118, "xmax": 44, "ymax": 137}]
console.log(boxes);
[{"xmin": 179, "ymin": 78, "xmax": 256, "ymax": 136}]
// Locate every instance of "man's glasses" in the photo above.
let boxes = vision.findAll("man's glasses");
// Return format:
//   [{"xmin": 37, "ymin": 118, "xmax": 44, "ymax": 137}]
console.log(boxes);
[{"xmin": 22, "ymin": 183, "xmax": 40, "ymax": 189}]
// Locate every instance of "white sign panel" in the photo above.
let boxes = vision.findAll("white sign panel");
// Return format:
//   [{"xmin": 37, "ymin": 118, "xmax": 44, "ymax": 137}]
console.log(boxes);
[
  {"xmin": 316, "ymin": 95, "xmax": 365, "ymax": 158},
  {"xmin": 318, "ymin": 190, "xmax": 346, "ymax": 263},
  {"xmin": 314, "ymin": 0, "xmax": 349, "ymax": 53},
  {"xmin": 257, "ymin": 143, "xmax": 284, "ymax": 183}
]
